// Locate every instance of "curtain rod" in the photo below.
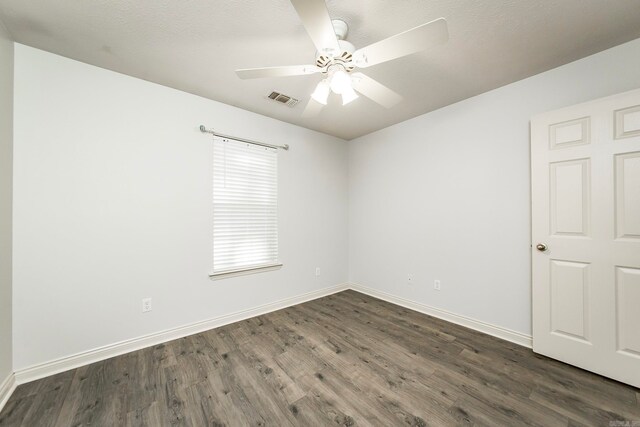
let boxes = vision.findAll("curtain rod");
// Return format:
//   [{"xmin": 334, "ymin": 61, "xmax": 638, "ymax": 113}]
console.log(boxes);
[{"xmin": 199, "ymin": 126, "xmax": 289, "ymax": 151}]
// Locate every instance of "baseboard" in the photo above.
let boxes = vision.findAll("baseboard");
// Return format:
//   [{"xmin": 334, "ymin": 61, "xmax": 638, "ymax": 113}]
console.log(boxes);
[
  {"xmin": 14, "ymin": 283, "xmax": 350, "ymax": 385},
  {"xmin": 348, "ymin": 282, "xmax": 533, "ymax": 348},
  {"xmin": 0, "ymin": 372, "xmax": 17, "ymax": 413},
  {"xmin": 13, "ymin": 281, "xmax": 532, "ymax": 386}
]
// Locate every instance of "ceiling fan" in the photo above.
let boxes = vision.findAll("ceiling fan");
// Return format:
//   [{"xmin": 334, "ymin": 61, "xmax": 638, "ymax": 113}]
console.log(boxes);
[{"xmin": 235, "ymin": 0, "xmax": 448, "ymax": 115}]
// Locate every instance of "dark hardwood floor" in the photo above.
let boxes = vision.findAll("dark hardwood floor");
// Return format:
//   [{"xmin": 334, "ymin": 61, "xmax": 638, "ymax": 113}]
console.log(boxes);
[{"xmin": 1, "ymin": 290, "xmax": 639, "ymax": 426}]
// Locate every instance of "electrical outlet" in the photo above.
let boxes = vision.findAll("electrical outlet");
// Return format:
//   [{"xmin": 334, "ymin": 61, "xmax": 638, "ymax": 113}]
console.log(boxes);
[
  {"xmin": 142, "ymin": 298, "xmax": 152, "ymax": 313},
  {"xmin": 407, "ymin": 274, "xmax": 414, "ymax": 284},
  {"xmin": 434, "ymin": 280, "xmax": 441, "ymax": 291},
  {"xmin": 315, "ymin": 267, "xmax": 321, "ymax": 277}
]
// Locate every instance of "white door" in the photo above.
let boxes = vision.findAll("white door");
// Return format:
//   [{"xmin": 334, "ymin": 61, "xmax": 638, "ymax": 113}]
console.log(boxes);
[{"xmin": 531, "ymin": 88, "xmax": 640, "ymax": 388}]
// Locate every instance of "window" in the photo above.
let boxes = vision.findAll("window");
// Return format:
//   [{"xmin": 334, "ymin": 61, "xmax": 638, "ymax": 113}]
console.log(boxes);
[{"xmin": 211, "ymin": 137, "xmax": 279, "ymax": 276}]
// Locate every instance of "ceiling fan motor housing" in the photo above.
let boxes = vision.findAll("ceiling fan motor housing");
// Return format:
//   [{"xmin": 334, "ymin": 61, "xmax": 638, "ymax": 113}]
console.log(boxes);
[
  {"xmin": 331, "ymin": 19, "xmax": 349, "ymax": 40},
  {"xmin": 315, "ymin": 19, "xmax": 356, "ymax": 72},
  {"xmin": 316, "ymin": 47, "xmax": 355, "ymax": 71}
]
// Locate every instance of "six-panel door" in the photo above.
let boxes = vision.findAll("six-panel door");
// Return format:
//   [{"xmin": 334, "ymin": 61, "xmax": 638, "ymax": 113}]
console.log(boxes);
[{"xmin": 531, "ymin": 88, "xmax": 640, "ymax": 388}]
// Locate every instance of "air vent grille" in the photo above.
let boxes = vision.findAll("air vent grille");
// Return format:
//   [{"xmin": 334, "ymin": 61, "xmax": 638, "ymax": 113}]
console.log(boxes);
[{"xmin": 267, "ymin": 91, "xmax": 299, "ymax": 107}]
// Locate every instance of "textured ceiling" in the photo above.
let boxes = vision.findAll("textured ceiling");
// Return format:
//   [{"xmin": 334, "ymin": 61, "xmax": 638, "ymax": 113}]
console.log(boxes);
[{"xmin": 1, "ymin": 0, "xmax": 640, "ymax": 140}]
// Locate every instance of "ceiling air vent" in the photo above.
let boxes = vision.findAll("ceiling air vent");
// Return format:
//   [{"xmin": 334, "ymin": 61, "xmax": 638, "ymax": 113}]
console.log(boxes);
[{"xmin": 267, "ymin": 91, "xmax": 299, "ymax": 108}]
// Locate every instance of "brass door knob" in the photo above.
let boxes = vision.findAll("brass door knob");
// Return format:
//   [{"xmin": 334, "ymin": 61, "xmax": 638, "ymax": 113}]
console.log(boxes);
[{"xmin": 536, "ymin": 243, "xmax": 548, "ymax": 252}]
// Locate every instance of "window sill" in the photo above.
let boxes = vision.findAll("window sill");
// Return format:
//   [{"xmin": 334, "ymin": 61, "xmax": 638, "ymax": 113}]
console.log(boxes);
[{"xmin": 209, "ymin": 262, "xmax": 283, "ymax": 280}]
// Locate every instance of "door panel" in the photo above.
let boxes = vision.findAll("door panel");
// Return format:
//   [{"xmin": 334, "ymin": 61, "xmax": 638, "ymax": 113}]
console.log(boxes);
[
  {"xmin": 550, "ymin": 260, "xmax": 590, "ymax": 342},
  {"xmin": 532, "ymin": 87, "xmax": 640, "ymax": 388},
  {"xmin": 616, "ymin": 266, "xmax": 640, "ymax": 357},
  {"xmin": 615, "ymin": 105, "xmax": 640, "ymax": 139},
  {"xmin": 550, "ymin": 117, "xmax": 591, "ymax": 149},
  {"xmin": 550, "ymin": 159, "xmax": 590, "ymax": 236},
  {"xmin": 615, "ymin": 152, "xmax": 640, "ymax": 239}
]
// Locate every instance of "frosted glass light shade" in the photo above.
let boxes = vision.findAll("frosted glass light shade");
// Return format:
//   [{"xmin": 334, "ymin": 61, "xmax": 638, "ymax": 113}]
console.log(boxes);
[
  {"xmin": 329, "ymin": 69, "xmax": 351, "ymax": 95},
  {"xmin": 311, "ymin": 80, "xmax": 330, "ymax": 105},
  {"xmin": 341, "ymin": 86, "xmax": 358, "ymax": 105}
]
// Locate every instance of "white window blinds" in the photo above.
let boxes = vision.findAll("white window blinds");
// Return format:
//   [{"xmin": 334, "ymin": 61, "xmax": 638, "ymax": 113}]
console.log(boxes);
[{"xmin": 213, "ymin": 138, "xmax": 279, "ymax": 273}]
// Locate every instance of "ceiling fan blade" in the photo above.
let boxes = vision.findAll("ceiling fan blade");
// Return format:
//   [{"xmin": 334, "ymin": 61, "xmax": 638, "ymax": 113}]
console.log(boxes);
[
  {"xmin": 302, "ymin": 98, "xmax": 324, "ymax": 118},
  {"xmin": 352, "ymin": 18, "xmax": 448, "ymax": 68},
  {"xmin": 236, "ymin": 65, "xmax": 320, "ymax": 79},
  {"xmin": 351, "ymin": 73, "xmax": 403, "ymax": 108},
  {"xmin": 289, "ymin": 0, "xmax": 341, "ymax": 54}
]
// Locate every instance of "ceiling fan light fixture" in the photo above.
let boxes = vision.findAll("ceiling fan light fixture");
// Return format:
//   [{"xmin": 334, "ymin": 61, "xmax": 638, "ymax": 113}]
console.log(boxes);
[
  {"xmin": 341, "ymin": 86, "xmax": 358, "ymax": 105},
  {"xmin": 329, "ymin": 69, "xmax": 351, "ymax": 95},
  {"xmin": 311, "ymin": 79, "xmax": 330, "ymax": 105},
  {"xmin": 234, "ymin": 4, "xmax": 449, "ymax": 116}
]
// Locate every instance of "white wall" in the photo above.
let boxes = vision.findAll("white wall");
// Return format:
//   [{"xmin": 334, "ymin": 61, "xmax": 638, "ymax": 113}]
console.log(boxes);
[
  {"xmin": 0, "ymin": 20, "xmax": 14, "ymax": 384},
  {"xmin": 12, "ymin": 44, "xmax": 349, "ymax": 370},
  {"xmin": 349, "ymin": 37, "xmax": 640, "ymax": 336},
  {"xmin": 11, "ymin": 36, "xmax": 640, "ymax": 373}
]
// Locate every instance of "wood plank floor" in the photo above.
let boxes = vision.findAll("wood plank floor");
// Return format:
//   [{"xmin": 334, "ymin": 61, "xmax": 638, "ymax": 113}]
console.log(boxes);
[{"xmin": 1, "ymin": 290, "xmax": 639, "ymax": 426}]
